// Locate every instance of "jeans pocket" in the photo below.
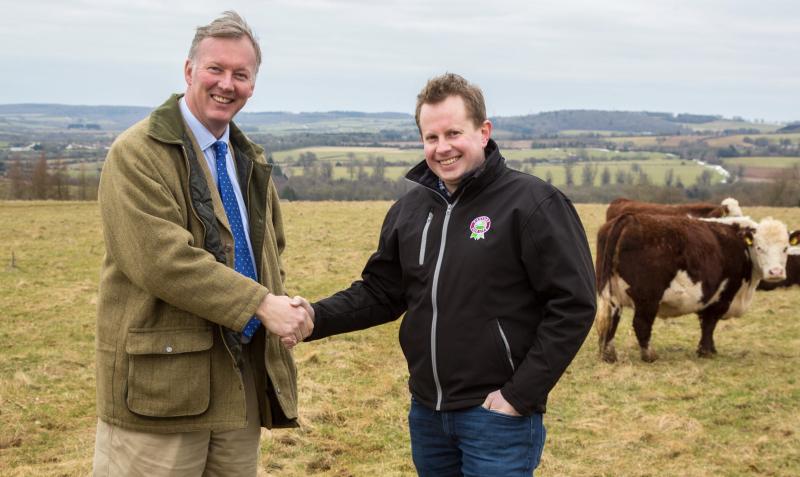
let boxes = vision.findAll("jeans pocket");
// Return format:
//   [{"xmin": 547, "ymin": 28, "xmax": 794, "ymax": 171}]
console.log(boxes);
[{"xmin": 479, "ymin": 405, "xmax": 526, "ymax": 420}]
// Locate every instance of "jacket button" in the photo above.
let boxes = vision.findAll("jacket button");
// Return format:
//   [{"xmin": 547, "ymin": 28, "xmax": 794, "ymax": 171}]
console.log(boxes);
[
  {"xmin": 165, "ymin": 346, "xmax": 173, "ymax": 353},
  {"xmin": 275, "ymin": 386, "xmax": 281, "ymax": 395}
]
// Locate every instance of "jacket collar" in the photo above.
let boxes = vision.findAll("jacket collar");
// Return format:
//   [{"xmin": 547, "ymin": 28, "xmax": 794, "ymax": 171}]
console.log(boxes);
[
  {"xmin": 406, "ymin": 138, "xmax": 506, "ymax": 202},
  {"xmin": 146, "ymin": 93, "xmax": 265, "ymax": 164}
]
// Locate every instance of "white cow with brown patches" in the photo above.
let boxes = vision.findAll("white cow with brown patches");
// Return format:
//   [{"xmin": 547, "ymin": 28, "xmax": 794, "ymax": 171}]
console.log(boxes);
[
  {"xmin": 756, "ymin": 228, "xmax": 800, "ymax": 291},
  {"xmin": 594, "ymin": 213, "xmax": 799, "ymax": 362}
]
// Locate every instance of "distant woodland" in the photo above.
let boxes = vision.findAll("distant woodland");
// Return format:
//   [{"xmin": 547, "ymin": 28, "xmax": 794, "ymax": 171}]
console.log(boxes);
[{"xmin": 1, "ymin": 105, "xmax": 799, "ymax": 205}]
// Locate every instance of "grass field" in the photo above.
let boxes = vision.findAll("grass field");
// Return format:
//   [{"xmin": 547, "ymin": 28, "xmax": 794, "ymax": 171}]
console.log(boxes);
[
  {"xmin": 1, "ymin": 201, "xmax": 799, "ymax": 476},
  {"xmin": 555, "ymin": 130, "xmax": 621, "ymax": 137},
  {"xmin": 605, "ymin": 133, "xmax": 800, "ymax": 150},
  {"xmin": 284, "ymin": 165, "xmax": 413, "ymax": 180},
  {"xmin": 285, "ymin": 159, "xmax": 723, "ymax": 186},
  {"xmin": 19, "ymin": 144, "xmax": 724, "ymax": 187},
  {"xmin": 244, "ymin": 118, "xmax": 414, "ymax": 135},
  {"xmin": 275, "ymin": 146, "xmax": 722, "ymax": 185},
  {"xmin": 272, "ymin": 147, "xmax": 423, "ymax": 165},
  {"xmin": 723, "ymin": 156, "xmax": 800, "ymax": 168},
  {"xmin": 273, "ymin": 146, "xmax": 669, "ymax": 165},
  {"xmin": 681, "ymin": 120, "xmax": 781, "ymax": 133},
  {"xmin": 501, "ymin": 148, "xmax": 668, "ymax": 162},
  {"xmin": 704, "ymin": 133, "xmax": 800, "ymax": 148},
  {"xmin": 604, "ymin": 135, "xmax": 697, "ymax": 148}
]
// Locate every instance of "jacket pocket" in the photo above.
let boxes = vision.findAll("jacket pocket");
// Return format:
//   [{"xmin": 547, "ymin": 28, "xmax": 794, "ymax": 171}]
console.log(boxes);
[
  {"xmin": 125, "ymin": 327, "xmax": 213, "ymax": 418},
  {"xmin": 419, "ymin": 210, "xmax": 433, "ymax": 265}
]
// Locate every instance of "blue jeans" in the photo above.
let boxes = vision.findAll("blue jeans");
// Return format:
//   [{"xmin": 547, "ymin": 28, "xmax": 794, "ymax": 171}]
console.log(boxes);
[{"xmin": 408, "ymin": 398, "xmax": 546, "ymax": 477}]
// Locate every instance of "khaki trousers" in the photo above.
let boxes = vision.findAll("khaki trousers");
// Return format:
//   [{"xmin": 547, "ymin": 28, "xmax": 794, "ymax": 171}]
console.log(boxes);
[{"xmin": 93, "ymin": 356, "xmax": 262, "ymax": 477}]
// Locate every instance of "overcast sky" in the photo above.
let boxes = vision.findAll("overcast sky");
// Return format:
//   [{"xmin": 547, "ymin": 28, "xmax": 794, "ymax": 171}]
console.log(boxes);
[{"xmin": 2, "ymin": 0, "xmax": 798, "ymax": 122}]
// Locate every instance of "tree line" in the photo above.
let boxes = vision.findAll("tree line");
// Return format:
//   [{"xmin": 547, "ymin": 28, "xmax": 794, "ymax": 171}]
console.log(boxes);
[
  {"xmin": 3, "ymin": 154, "xmax": 98, "ymax": 200},
  {"xmin": 3, "ymin": 152, "xmax": 798, "ymax": 207}
]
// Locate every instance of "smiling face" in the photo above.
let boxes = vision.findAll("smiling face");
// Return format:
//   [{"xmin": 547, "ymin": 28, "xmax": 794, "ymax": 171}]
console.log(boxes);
[
  {"xmin": 184, "ymin": 36, "xmax": 257, "ymax": 138},
  {"xmin": 419, "ymin": 95, "xmax": 492, "ymax": 193}
]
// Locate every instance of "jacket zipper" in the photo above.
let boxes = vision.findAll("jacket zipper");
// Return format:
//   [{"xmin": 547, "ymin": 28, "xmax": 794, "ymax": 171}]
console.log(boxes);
[
  {"xmin": 430, "ymin": 197, "xmax": 459, "ymax": 410},
  {"xmin": 496, "ymin": 319, "xmax": 515, "ymax": 372},
  {"xmin": 419, "ymin": 210, "xmax": 433, "ymax": 266}
]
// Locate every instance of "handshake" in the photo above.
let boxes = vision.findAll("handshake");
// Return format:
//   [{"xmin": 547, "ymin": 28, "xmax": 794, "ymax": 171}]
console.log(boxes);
[{"xmin": 255, "ymin": 293, "xmax": 314, "ymax": 349}]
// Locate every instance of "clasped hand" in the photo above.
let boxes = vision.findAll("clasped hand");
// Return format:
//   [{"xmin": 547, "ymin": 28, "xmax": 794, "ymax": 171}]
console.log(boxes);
[{"xmin": 255, "ymin": 294, "xmax": 314, "ymax": 349}]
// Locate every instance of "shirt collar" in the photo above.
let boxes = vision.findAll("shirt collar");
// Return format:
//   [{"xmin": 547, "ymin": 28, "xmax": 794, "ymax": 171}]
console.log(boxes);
[
  {"xmin": 436, "ymin": 178, "xmax": 451, "ymax": 200},
  {"xmin": 178, "ymin": 96, "xmax": 230, "ymax": 152}
]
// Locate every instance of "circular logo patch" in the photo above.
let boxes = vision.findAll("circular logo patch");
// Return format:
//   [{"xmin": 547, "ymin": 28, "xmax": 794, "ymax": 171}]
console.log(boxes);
[{"xmin": 469, "ymin": 216, "xmax": 491, "ymax": 240}]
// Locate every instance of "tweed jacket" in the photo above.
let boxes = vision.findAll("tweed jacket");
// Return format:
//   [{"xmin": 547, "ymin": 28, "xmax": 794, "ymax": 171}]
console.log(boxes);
[{"xmin": 96, "ymin": 94, "xmax": 298, "ymax": 432}]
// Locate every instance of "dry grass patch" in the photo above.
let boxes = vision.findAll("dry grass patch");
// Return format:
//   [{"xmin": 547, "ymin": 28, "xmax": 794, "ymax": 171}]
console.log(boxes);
[{"xmin": 1, "ymin": 201, "xmax": 799, "ymax": 475}]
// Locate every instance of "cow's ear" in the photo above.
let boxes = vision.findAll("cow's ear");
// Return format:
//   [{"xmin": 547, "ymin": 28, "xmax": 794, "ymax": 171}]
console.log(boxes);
[
  {"xmin": 739, "ymin": 228, "xmax": 754, "ymax": 246},
  {"xmin": 790, "ymin": 230, "xmax": 800, "ymax": 246}
]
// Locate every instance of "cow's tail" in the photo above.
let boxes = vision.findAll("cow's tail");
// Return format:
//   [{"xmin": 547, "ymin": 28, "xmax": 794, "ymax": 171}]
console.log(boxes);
[{"xmin": 594, "ymin": 213, "xmax": 633, "ymax": 342}]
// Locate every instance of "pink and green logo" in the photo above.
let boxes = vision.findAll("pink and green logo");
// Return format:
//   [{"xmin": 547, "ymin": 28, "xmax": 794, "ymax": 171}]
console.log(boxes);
[{"xmin": 469, "ymin": 216, "xmax": 491, "ymax": 240}]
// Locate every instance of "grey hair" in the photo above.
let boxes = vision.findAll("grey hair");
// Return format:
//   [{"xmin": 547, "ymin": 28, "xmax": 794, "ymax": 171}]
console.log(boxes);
[{"xmin": 188, "ymin": 11, "xmax": 261, "ymax": 73}]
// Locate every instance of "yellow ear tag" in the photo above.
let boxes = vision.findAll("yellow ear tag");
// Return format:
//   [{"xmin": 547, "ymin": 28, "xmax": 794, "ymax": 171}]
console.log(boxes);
[
  {"xmin": 791, "ymin": 236, "xmax": 799, "ymax": 246},
  {"xmin": 744, "ymin": 236, "xmax": 753, "ymax": 246}
]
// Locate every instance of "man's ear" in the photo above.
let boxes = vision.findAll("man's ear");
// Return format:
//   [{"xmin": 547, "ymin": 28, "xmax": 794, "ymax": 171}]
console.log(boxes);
[
  {"xmin": 184, "ymin": 59, "xmax": 194, "ymax": 86},
  {"xmin": 480, "ymin": 120, "xmax": 492, "ymax": 147}
]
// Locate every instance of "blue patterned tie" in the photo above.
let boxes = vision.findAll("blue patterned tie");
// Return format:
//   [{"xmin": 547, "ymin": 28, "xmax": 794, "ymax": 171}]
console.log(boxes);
[{"xmin": 213, "ymin": 140, "xmax": 261, "ymax": 343}]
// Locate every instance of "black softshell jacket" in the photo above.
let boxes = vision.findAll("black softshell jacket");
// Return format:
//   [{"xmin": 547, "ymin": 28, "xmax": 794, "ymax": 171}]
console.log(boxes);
[{"xmin": 308, "ymin": 140, "xmax": 596, "ymax": 415}]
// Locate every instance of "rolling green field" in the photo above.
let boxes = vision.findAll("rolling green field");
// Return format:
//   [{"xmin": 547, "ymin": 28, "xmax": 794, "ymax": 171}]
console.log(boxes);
[
  {"xmin": 283, "ymin": 160, "xmax": 723, "ymax": 186},
  {"xmin": 273, "ymin": 146, "xmax": 669, "ymax": 165},
  {"xmin": 604, "ymin": 135, "xmax": 693, "ymax": 147},
  {"xmin": 1, "ymin": 201, "xmax": 799, "ymax": 476},
  {"xmin": 284, "ymin": 165, "xmax": 412, "ymax": 180},
  {"xmin": 723, "ymin": 156, "xmax": 800, "ymax": 168},
  {"xmin": 681, "ymin": 120, "xmax": 781, "ymax": 133},
  {"xmin": 501, "ymin": 148, "xmax": 668, "ymax": 162},
  {"xmin": 244, "ymin": 118, "xmax": 414, "ymax": 135},
  {"xmin": 272, "ymin": 146, "xmax": 423, "ymax": 164},
  {"xmin": 704, "ymin": 133, "xmax": 800, "ymax": 148},
  {"xmin": 554, "ymin": 130, "xmax": 621, "ymax": 137},
  {"xmin": 275, "ymin": 146, "xmax": 723, "ymax": 185},
  {"xmin": 605, "ymin": 132, "xmax": 800, "ymax": 149}
]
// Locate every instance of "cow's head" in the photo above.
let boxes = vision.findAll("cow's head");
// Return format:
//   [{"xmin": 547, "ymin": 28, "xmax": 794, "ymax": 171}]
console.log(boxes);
[
  {"xmin": 742, "ymin": 218, "xmax": 791, "ymax": 282},
  {"xmin": 721, "ymin": 197, "xmax": 743, "ymax": 217}
]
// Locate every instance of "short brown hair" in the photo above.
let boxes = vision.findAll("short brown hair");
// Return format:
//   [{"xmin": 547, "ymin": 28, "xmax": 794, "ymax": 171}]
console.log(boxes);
[
  {"xmin": 415, "ymin": 73, "xmax": 487, "ymax": 132},
  {"xmin": 188, "ymin": 11, "xmax": 261, "ymax": 73}
]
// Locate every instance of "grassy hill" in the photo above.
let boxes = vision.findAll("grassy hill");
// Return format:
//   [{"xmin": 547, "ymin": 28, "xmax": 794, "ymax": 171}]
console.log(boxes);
[{"xmin": 1, "ymin": 201, "xmax": 799, "ymax": 476}]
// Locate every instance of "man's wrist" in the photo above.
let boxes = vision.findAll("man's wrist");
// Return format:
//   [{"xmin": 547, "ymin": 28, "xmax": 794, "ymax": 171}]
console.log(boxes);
[{"xmin": 254, "ymin": 290, "xmax": 273, "ymax": 321}]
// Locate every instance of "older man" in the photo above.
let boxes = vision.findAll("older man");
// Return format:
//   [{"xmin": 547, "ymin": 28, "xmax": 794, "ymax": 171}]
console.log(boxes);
[
  {"xmin": 93, "ymin": 12, "xmax": 311, "ymax": 476},
  {"xmin": 293, "ymin": 73, "xmax": 596, "ymax": 476}
]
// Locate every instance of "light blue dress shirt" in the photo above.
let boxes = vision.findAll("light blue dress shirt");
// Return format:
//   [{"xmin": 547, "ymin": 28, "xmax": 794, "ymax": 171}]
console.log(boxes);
[{"xmin": 179, "ymin": 97, "xmax": 258, "ymax": 274}]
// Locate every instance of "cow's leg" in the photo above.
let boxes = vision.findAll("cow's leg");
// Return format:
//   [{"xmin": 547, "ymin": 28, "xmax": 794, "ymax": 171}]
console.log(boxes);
[
  {"xmin": 596, "ymin": 296, "xmax": 623, "ymax": 363},
  {"xmin": 602, "ymin": 306, "xmax": 623, "ymax": 363},
  {"xmin": 632, "ymin": 306, "xmax": 658, "ymax": 362},
  {"xmin": 697, "ymin": 312, "xmax": 720, "ymax": 358},
  {"xmin": 600, "ymin": 306, "xmax": 622, "ymax": 363}
]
